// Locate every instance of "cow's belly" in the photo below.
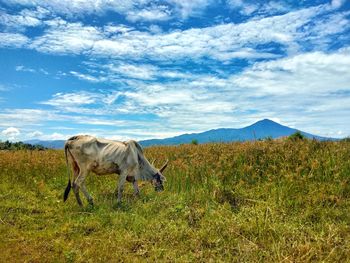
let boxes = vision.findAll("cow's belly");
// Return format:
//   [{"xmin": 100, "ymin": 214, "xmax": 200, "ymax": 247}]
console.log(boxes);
[{"xmin": 90, "ymin": 160, "xmax": 120, "ymax": 175}]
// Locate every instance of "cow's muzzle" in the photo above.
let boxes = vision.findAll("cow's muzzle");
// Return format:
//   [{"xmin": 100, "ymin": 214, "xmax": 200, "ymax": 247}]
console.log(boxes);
[
  {"xmin": 153, "ymin": 172, "xmax": 164, "ymax": 192},
  {"xmin": 155, "ymin": 184, "xmax": 164, "ymax": 192}
]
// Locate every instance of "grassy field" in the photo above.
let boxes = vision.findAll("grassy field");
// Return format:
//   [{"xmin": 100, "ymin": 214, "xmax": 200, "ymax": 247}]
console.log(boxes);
[{"xmin": 1, "ymin": 139, "xmax": 350, "ymax": 262}]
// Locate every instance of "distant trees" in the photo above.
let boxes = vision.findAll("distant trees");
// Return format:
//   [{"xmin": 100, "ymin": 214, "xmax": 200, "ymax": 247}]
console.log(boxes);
[
  {"xmin": 191, "ymin": 139, "xmax": 199, "ymax": 145},
  {"xmin": 0, "ymin": 141, "xmax": 46, "ymax": 151},
  {"xmin": 288, "ymin": 131, "xmax": 306, "ymax": 141}
]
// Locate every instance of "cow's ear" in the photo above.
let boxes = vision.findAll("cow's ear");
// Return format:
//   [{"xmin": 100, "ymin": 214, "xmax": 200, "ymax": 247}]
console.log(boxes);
[{"xmin": 160, "ymin": 175, "xmax": 167, "ymax": 182}]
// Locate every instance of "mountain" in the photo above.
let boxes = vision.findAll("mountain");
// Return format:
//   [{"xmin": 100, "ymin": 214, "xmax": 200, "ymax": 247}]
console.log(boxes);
[
  {"xmin": 24, "ymin": 119, "xmax": 333, "ymax": 149},
  {"xmin": 25, "ymin": 139, "xmax": 65, "ymax": 149},
  {"xmin": 139, "ymin": 119, "xmax": 331, "ymax": 147}
]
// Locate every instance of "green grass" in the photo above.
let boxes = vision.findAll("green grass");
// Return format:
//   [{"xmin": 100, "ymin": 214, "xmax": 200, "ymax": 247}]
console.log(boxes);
[{"xmin": 1, "ymin": 140, "xmax": 350, "ymax": 262}]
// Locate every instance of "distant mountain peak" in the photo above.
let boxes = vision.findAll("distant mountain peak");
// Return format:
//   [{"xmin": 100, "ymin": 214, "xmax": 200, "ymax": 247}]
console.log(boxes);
[
  {"xmin": 246, "ymin": 119, "xmax": 283, "ymax": 129},
  {"xmin": 258, "ymin": 118, "xmax": 275, "ymax": 123},
  {"xmin": 254, "ymin": 119, "xmax": 278, "ymax": 125}
]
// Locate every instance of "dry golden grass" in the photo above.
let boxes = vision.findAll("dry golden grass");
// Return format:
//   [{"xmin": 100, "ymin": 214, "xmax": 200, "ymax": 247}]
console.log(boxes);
[{"xmin": 1, "ymin": 139, "xmax": 350, "ymax": 262}]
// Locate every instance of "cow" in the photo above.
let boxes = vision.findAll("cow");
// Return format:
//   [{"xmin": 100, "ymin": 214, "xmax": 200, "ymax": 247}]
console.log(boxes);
[{"xmin": 63, "ymin": 135, "xmax": 168, "ymax": 206}]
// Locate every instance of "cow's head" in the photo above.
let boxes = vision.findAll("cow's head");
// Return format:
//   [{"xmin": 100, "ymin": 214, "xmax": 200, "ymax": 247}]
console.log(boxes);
[{"xmin": 153, "ymin": 160, "xmax": 168, "ymax": 192}]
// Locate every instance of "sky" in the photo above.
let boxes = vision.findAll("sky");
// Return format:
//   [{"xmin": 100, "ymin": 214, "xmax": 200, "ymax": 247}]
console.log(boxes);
[{"xmin": 0, "ymin": 0, "xmax": 349, "ymax": 142}]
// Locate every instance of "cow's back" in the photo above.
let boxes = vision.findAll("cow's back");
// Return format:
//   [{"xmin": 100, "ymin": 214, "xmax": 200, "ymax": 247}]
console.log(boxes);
[
  {"xmin": 66, "ymin": 135, "xmax": 99, "ymax": 160},
  {"xmin": 66, "ymin": 135, "xmax": 135, "ymax": 174}
]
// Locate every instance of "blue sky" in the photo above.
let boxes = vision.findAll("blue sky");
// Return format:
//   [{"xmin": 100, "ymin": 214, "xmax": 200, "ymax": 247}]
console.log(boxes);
[{"xmin": 0, "ymin": 0, "xmax": 349, "ymax": 141}]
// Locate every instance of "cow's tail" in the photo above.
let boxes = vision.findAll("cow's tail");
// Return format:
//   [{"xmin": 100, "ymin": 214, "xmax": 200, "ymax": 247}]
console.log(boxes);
[{"xmin": 63, "ymin": 142, "xmax": 72, "ymax": 202}]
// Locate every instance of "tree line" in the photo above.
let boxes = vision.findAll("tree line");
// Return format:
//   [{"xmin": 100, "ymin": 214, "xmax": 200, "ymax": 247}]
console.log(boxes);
[{"xmin": 0, "ymin": 141, "xmax": 46, "ymax": 151}]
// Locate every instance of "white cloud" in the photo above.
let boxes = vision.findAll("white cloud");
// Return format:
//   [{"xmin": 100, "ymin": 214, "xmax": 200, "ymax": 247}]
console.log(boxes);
[
  {"xmin": 1, "ymin": 0, "xmax": 137, "ymax": 17},
  {"xmin": 42, "ymin": 132, "xmax": 66, "ymax": 140},
  {"xmin": 0, "ymin": 10, "xmax": 42, "ymax": 31},
  {"xmin": 1, "ymin": 127, "xmax": 20, "ymax": 140},
  {"xmin": 0, "ymin": 32, "xmax": 29, "ymax": 48},
  {"xmin": 169, "ymin": 0, "xmax": 213, "ymax": 19},
  {"xmin": 1, "ymin": 0, "xmax": 212, "ymax": 21},
  {"xmin": 69, "ymin": 71, "xmax": 102, "ymax": 82},
  {"xmin": 232, "ymin": 49, "xmax": 350, "ymax": 95},
  {"xmin": 66, "ymin": 62, "xmax": 191, "ymax": 83},
  {"xmin": 42, "ymin": 92, "xmax": 101, "ymax": 107},
  {"xmin": 14, "ymin": 65, "xmax": 49, "ymax": 75},
  {"xmin": 107, "ymin": 63, "xmax": 158, "ymax": 80},
  {"xmin": 15, "ymin": 65, "xmax": 36, "ymax": 73},
  {"xmin": 30, "ymin": 22, "xmax": 103, "ymax": 55},
  {"xmin": 227, "ymin": 0, "xmax": 258, "ymax": 15},
  {"xmin": 148, "ymin": 25, "xmax": 163, "ymax": 34},
  {"xmin": 103, "ymin": 24, "xmax": 134, "ymax": 35},
  {"xmin": 23, "ymin": 4, "xmax": 347, "ymax": 62},
  {"xmin": 226, "ymin": 0, "xmax": 289, "ymax": 16},
  {"xmin": 331, "ymin": 0, "xmax": 346, "ymax": 9},
  {"xmin": 19, "ymin": 7, "xmax": 51, "ymax": 19},
  {"xmin": 0, "ymin": 108, "xmax": 128, "ymax": 128},
  {"xmin": 27, "ymin": 130, "xmax": 43, "ymax": 138},
  {"xmin": 126, "ymin": 5, "xmax": 172, "ymax": 22}
]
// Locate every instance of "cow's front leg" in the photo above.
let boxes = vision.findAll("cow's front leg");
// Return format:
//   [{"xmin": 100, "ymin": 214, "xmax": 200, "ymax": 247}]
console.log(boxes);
[
  {"xmin": 132, "ymin": 180, "xmax": 140, "ymax": 197},
  {"xmin": 126, "ymin": 176, "xmax": 140, "ymax": 197}
]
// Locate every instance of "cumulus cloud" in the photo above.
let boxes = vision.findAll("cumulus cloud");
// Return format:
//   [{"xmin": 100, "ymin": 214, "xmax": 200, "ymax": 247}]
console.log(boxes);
[
  {"xmin": 1, "ymin": 127, "xmax": 20, "ymax": 140},
  {"xmin": 22, "ymin": 4, "xmax": 347, "ymax": 63},
  {"xmin": 0, "ymin": 10, "xmax": 42, "ymax": 32},
  {"xmin": 29, "ymin": 22, "xmax": 103, "ymax": 54},
  {"xmin": 107, "ymin": 63, "xmax": 158, "ymax": 80},
  {"xmin": 226, "ymin": 0, "xmax": 289, "ymax": 16},
  {"xmin": 232, "ymin": 49, "xmax": 350, "ymax": 95},
  {"xmin": 69, "ymin": 71, "xmax": 102, "ymax": 82},
  {"xmin": 168, "ymin": 0, "xmax": 214, "ymax": 19},
  {"xmin": 42, "ymin": 92, "xmax": 101, "ymax": 107},
  {"xmin": 0, "ymin": 108, "xmax": 128, "ymax": 128},
  {"xmin": 0, "ymin": 32, "xmax": 29, "ymax": 48},
  {"xmin": 27, "ymin": 130, "xmax": 43, "ymax": 138},
  {"xmin": 1, "ymin": 0, "xmax": 212, "ymax": 21},
  {"xmin": 15, "ymin": 65, "xmax": 36, "ymax": 73},
  {"xmin": 0, "ymin": 3, "xmax": 347, "ymax": 62},
  {"xmin": 1, "ymin": 0, "xmax": 136, "ymax": 17},
  {"xmin": 331, "ymin": 0, "xmax": 346, "ymax": 9},
  {"xmin": 42, "ymin": 132, "xmax": 66, "ymax": 140},
  {"xmin": 126, "ymin": 5, "xmax": 172, "ymax": 22}
]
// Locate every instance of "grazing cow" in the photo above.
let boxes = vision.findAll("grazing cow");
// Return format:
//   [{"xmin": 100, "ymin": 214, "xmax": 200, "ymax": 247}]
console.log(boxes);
[{"xmin": 63, "ymin": 135, "xmax": 168, "ymax": 206}]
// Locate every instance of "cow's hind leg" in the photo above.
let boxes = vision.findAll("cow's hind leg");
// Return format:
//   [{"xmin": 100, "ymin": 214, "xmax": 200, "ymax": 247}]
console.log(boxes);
[
  {"xmin": 70, "ymin": 161, "xmax": 83, "ymax": 207},
  {"xmin": 73, "ymin": 167, "xmax": 88, "ymax": 207},
  {"xmin": 81, "ymin": 182, "xmax": 94, "ymax": 206},
  {"xmin": 73, "ymin": 183, "xmax": 83, "ymax": 207}
]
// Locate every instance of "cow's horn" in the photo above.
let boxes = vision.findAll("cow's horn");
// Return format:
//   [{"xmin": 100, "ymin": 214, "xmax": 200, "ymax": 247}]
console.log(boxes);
[{"xmin": 159, "ymin": 159, "xmax": 169, "ymax": 173}]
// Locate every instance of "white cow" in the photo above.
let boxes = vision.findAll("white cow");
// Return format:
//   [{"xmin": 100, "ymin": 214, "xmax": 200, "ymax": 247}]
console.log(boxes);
[{"xmin": 63, "ymin": 135, "xmax": 168, "ymax": 206}]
